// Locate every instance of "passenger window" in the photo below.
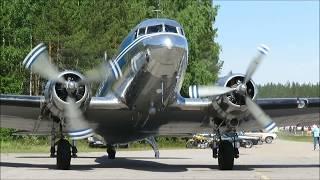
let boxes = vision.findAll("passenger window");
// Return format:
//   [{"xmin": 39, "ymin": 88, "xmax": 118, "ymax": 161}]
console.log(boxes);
[
  {"xmin": 165, "ymin": 25, "xmax": 177, "ymax": 33},
  {"xmin": 147, "ymin": 25, "xmax": 163, "ymax": 34},
  {"xmin": 138, "ymin": 27, "xmax": 146, "ymax": 36}
]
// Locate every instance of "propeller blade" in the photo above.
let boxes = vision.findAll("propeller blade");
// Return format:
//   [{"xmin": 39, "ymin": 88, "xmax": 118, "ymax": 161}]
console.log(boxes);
[
  {"xmin": 245, "ymin": 96, "xmax": 276, "ymax": 132},
  {"xmin": 189, "ymin": 85, "xmax": 235, "ymax": 98},
  {"xmin": 79, "ymin": 60, "xmax": 122, "ymax": 85},
  {"xmin": 65, "ymin": 97, "xmax": 94, "ymax": 140},
  {"xmin": 23, "ymin": 43, "xmax": 64, "ymax": 83},
  {"xmin": 84, "ymin": 63, "xmax": 113, "ymax": 83},
  {"xmin": 244, "ymin": 44, "xmax": 269, "ymax": 84}
]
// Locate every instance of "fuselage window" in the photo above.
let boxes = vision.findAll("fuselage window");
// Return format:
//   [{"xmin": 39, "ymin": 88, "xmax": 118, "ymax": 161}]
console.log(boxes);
[
  {"xmin": 147, "ymin": 25, "xmax": 163, "ymax": 34},
  {"xmin": 138, "ymin": 27, "xmax": 146, "ymax": 36},
  {"xmin": 165, "ymin": 25, "xmax": 177, "ymax": 33}
]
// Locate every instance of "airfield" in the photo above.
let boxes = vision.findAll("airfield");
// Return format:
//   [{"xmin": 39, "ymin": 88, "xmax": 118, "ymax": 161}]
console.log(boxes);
[{"xmin": 1, "ymin": 139, "xmax": 319, "ymax": 180}]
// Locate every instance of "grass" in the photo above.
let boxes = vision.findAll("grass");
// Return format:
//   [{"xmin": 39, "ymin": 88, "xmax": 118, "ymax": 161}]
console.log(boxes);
[
  {"xmin": 277, "ymin": 132, "xmax": 313, "ymax": 142},
  {"xmin": 0, "ymin": 135, "xmax": 187, "ymax": 153}
]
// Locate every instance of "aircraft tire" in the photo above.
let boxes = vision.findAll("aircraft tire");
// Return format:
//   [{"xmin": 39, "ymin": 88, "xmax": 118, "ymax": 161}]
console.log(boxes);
[
  {"xmin": 107, "ymin": 146, "xmax": 116, "ymax": 159},
  {"xmin": 218, "ymin": 140, "xmax": 234, "ymax": 170},
  {"xmin": 56, "ymin": 139, "xmax": 71, "ymax": 170}
]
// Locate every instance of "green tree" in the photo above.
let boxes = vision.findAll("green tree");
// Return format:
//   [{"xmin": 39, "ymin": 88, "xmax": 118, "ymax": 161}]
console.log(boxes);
[{"xmin": 1, "ymin": 0, "xmax": 221, "ymax": 97}]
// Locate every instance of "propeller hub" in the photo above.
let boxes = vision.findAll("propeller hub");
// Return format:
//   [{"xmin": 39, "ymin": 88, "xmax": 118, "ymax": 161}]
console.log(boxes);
[
  {"xmin": 65, "ymin": 80, "xmax": 78, "ymax": 95},
  {"xmin": 236, "ymin": 83, "xmax": 247, "ymax": 95}
]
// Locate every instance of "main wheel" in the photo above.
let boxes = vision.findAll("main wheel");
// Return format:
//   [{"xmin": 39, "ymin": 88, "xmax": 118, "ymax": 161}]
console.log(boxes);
[
  {"xmin": 107, "ymin": 145, "xmax": 116, "ymax": 159},
  {"xmin": 56, "ymin": 139, "xmax": 71, "ymax": 170},
  {"xmin": 218, "ymin": 140, "xmax": 234, "ymax": 170},
  {"xmin": 265, "ymin": 136, "xmax": 273, "ymax": 144}
]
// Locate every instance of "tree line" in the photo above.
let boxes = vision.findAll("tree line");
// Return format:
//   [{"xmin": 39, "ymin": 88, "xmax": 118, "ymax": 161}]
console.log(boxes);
[
  {"xmin": 1, "ymin": 0, "xmax": 220, "ymax": 96},
  {"xmin": 257, "ymin": 82, "xmax": 319, "ymax": 98}
]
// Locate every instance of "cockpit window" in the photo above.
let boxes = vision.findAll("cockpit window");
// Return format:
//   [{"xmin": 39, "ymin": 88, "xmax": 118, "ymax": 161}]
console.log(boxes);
[
  {"xmin": 179, "ymin": 28, "xmax": 184, "ymax": 36},
  {"xmin": 138, "ymin": 27, "xmax": 146, "ymax": 36},
  {"xmin": 165, "ymin": 25, "xmax": 177, "ymax": 33},
  {"xmin": 147, "ymin": 25, "xmax": 163, "ymax": 34}
]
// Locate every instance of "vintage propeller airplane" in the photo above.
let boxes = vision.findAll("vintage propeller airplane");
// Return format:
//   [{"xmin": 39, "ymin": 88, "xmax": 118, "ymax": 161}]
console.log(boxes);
[{"xmin": 1, "ymin": 18, "xmax": 319, "ymax": 170}]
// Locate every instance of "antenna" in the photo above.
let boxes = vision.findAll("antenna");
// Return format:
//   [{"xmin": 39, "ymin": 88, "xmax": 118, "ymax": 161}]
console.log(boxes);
[{"xmin": 151, "ymin": 0, "xmax": 161, "ymax": 18}]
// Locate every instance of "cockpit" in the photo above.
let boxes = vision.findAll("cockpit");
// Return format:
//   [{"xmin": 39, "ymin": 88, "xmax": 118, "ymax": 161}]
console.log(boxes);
[{"xmin": 135, "ymin": 24, "xmax": 184, "ymax": 39}]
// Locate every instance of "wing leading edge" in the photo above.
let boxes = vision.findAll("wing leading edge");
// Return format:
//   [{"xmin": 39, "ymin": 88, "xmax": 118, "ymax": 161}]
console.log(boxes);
[{"xmin": 0, "ymin": 94, "xmax": 128, "ymax": 133}]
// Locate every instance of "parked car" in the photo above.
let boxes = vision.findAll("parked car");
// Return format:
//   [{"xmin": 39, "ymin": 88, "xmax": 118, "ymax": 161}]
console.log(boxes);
[
  {"xmin": 88, "ymin": 136, "xmax": 106, "ymax": 147},
  {"xmin": 244, "ymin": 130, "xmax": 277, "ymax": 144},
  {"xmin": 237, "ymin": 132, "xmax": 263, "ymax": 146}
]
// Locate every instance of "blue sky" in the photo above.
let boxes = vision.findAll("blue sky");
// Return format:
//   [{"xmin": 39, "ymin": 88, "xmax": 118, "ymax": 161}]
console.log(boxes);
[{"xmin": 213, "ymin": 1, "xmax": 319, "ymax": 85}]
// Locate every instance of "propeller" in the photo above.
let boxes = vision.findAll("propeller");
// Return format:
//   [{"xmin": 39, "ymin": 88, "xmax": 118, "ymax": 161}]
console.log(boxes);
[
  {"xmin": 243, "ymin": 44, "xmax": 269, "ymax": 84},
  {"xmin": 188, "ymin": 44, "xmax": 269, "ymax": 98},
  {"xmin": 188, "ymin": 85, "xmax": 235, "ymax": 98},
  {"xmin": 23, "ymin": 43, "xmax": 119, "ymax": 139},
  {"xmin": 189, "ymin": 44, "xmax": 276, "ymax": 132},
  {"xmin": 23, "ymin": 43, "xmax": 65, "ymax": 83},
  {"xmin": 65, "ymin": 97, "xmax": 94, "ymax": 140},
  {"xmin": 245, "ymin": 96, "xmax": 276, "ymax": 132}
]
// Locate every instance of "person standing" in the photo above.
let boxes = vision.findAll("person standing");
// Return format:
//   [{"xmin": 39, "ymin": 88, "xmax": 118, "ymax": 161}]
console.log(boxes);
[{"xmin": 311, "ymin": 125, "xmax": 320, "ymax": 150}]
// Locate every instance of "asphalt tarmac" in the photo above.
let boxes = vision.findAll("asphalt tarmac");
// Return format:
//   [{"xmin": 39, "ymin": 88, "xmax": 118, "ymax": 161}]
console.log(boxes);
[{"xmin": 1, "ymin": 139, "xmax": 319, "ymax": 180}]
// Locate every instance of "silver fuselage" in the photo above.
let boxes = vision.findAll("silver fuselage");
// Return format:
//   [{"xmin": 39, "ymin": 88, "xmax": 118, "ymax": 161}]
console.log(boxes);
[{"xmin": 97, "ymin": 19, "xmax": 188, "ymax": 110}]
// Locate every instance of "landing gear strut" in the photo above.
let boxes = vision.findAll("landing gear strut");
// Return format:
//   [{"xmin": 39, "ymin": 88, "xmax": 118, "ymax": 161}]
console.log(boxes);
[
  {"xmin": 49, "ymin": 117, "xmax": 77, "ymax": 170},
  {"xmin": 50, "ymin": 119, "xmax": 56, "ymax": 158},
  {"xmin": 107, "ymin": 144, "xmax": 116, "ymax": 159},
  {"xmin": 71, "ymin": 140, "xmax": 78, "ymax": 158},
  {"xmin": 145, "ymin": 136, "xmax": 160, "ymax": 159}
]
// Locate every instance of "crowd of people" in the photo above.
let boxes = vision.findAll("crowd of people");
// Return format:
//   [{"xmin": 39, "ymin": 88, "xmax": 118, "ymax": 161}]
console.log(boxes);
[{"xmin": 278, "ymin": 124, "xmax": 320, "ymax": 150}]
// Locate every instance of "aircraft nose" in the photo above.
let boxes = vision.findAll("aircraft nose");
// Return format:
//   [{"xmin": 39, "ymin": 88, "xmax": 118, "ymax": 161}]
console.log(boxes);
[
  {"xmin": 145, "ymin": 34, "xmax": 188, "ymax": 77},
  {"xmin": 144, "ymin": 34, "xmax": 188, "ymax": 77}
]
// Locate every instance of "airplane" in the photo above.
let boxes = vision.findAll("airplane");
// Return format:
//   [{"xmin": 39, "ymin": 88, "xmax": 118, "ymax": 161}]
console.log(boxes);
[{"xmin": 1, "ymin": 18, "xmax": 319, "ymax": 170}]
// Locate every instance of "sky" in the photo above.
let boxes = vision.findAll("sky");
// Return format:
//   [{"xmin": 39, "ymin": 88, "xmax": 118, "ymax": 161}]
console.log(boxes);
[{"xmin": 213, "ymin": 1, "xmax": 319, "ymax": 85}]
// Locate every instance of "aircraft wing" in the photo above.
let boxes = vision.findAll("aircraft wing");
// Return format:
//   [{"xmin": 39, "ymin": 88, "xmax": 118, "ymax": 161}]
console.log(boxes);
[
  {"xmin": 0, "ymin": 94, "xmax": 45, "ymax": 133},
  {"xmin": 159, "ymin": 96, "xmax": 319, "ymax": 135},
  {"xmin": 0, "ymin": 94, "xmax": 127, "ymax": 134},
  {"xmin": 256, "ymin": 97, "xmax": 320, "ymax": 117}
]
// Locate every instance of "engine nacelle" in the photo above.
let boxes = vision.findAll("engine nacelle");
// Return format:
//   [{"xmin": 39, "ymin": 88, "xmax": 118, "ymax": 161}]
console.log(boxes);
[
  {"xmin": 212, "ymin": 74, "xmax": 257, "ymax": 127},
  {"xmin": 44, "ymin": 71, "xmax": 91, "ymax": 118}
]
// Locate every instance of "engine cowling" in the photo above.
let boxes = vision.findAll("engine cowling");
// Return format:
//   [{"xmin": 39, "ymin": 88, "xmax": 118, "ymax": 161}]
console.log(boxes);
[
  {"xmin": 211, "ymin": 74, "xmax": 257, "ymax": 127},
  {"xmin": 217, "ymin": 74, "xmax": 257, "ymax": 105},
  {"xmin": 44, "ymin": 71, "xmax": 91, "ymax": 118}
]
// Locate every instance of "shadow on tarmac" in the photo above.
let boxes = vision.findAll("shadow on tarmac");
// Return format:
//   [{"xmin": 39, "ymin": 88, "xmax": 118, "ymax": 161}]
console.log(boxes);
[{"xmin": 1, "ymin": 155, "xmax": 319, "ymax": 172}]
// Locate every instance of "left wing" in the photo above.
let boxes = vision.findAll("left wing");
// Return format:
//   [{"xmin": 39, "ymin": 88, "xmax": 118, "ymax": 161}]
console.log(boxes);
[
  {"xmin": 0, "ymin": 94, "xmax": 127, "ymax": 134},
  {"xmin": 0, "ymin": 94, "xmax": 46, "ymax": 132}
]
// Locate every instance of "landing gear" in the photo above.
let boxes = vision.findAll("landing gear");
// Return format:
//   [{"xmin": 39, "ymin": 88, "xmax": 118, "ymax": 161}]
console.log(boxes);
[
  {"xmin": 49, "ymin": 117, "xmax": 77, "ymax": 169},
  {"xmin": 107, "ymin": 144, "xmax": 116, "ymax": 159},
  {"xmin": 71, "ymin": 140, "xmax": 78, "ymax": 158},
  {"xmin": 211, "ymin": 131, "xmax": 239, "ymax": 170},
  {"xmin": 56, "ymin": 139, "xmax": 72, "ymax": 170},
  {"xmin": 145, "ymin": 136, "xmax": 160, "ymax": 159},
  {"xmin": 50, "ymin": 118, "xmax": 56, "ymax": 158},
  {"xmin": 218, "ymin": 140, "xmax": 234, "ymax": 170}
]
